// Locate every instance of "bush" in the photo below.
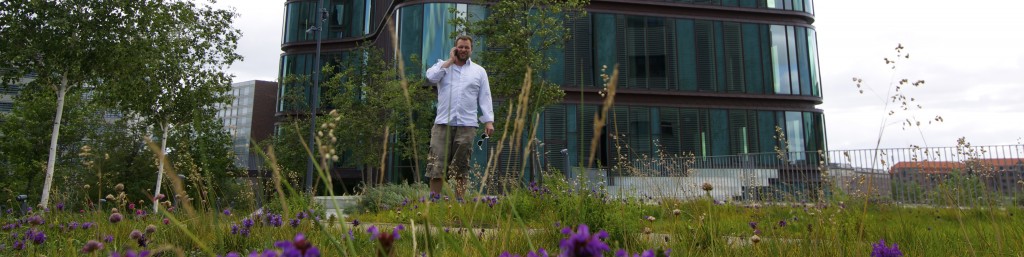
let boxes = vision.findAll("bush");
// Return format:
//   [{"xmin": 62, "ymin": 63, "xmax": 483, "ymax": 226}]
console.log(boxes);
[{"xmin": 357, "ymin": 182, "xmax": 428, "ymax": 213}]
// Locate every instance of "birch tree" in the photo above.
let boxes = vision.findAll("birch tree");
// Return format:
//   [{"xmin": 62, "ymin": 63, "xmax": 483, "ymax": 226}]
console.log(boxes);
[
  {"xmin": 98, "ymin": 0, "xmax": 241, "ymax": 213},
  {"xmin": 0, "ymin": 0, "xmax": 164, "ymax": 207}
]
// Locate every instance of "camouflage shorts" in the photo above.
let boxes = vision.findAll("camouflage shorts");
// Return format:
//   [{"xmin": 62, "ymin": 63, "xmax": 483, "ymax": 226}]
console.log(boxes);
[{"xmin": 426, "ymin": 124, "xmax": 477, "ymax": 179}]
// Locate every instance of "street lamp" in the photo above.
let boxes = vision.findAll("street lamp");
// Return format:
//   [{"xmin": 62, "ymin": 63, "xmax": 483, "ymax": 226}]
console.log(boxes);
[{"xmin": 304, "ymin": 0, "xmax": 328, "ymax": 194}]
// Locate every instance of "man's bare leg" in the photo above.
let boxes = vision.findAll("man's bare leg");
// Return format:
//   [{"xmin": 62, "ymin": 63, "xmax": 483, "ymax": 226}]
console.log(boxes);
[
  {"xmin": 455, "ymin": 177, "xmax": 468, "ymax": 200},
  {"xmin": 430, "ymin": 178, "xmax": 444, "ymax": 198}
]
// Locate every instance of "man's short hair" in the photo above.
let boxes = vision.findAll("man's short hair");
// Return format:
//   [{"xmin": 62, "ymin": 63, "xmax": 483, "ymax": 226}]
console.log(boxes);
[{"xmin": 455, "ymin": 35, "xmax": 474, "ymax": 45}]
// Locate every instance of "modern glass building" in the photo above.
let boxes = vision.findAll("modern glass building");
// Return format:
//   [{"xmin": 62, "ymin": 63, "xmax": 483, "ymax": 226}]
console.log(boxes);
[
  {"xmin": 217, "ymin": 80, "xmax": 278, "ymax": 173},
  {"xmin": 279, "ymin": 0, "xmax": 825, "ymax": 188}
]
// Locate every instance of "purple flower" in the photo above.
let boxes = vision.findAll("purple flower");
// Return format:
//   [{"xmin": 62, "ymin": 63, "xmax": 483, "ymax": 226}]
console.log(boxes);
[
  {"xmin": 559, "ymin": 224, "xmax": 610, "ymax": 257},
  {"xmin": 29, "ymin": 229, "xmax": 46, "ymax": 245},
  {"xmin": 12, "ymin": 240, "xmax": 24, "ymax": 250},
  {"xmin": 145, "ymin": 224, "xmax": 157, "ymax": 234},
  {"xmin": 871, "ymin": 239, "xmax": 903, "ymax": 257},
  {"xmin": 231, "ymin": 224, "xmax": 239, "ymax": 235},
  {"xmin": 269, "ymin": 215, "xmax": 283, "ymax": 227},
  {"xmin": 273, "ymin": 233, "xmax": 320, "ymax": 257},
  {"xmin": 242, "ymin": 218, "xmax": 255, "ymax": 228},
  {"xmin": 109, "ymin": 213, "xmax": 124, "ymax": 223},
  {"xmin": 240, "ymin": 228, "xmax": 251, "ymax": 237},
  {"xmin": 501, "ymin": 248, "xmax": 550, "ymax": 257},
  {"xmin": 614, "ymin": 249, "xmax": 655, "ymax": 257},
  {"xmin": 778, "ymin": 220, "xmax": 787, "ymax": 228},
  {"xmin": 163, "ymin": 218, "xmax": 170, "ymax": 225},
  {"xmin": 81, "ymin": 240, "xmax": 104, "ymax": 253},
  {"xmin": 296, "ymin": 211, "xmax": 307, "ymax": 220},
  {"xmin": 221, "ymin": 252, "xmax": 241, "ymax": 257},
  {"xmin": 56, "ymin": 202, "xmax": 65, "ymax": 211},
  {"xmin": 104, "ymin": 234, "xmax": 114, "ymax": 243},
  {"xmin": 27, "ymin": 215, "xmax": 44, "ymax": 226},
  {"xmin": 290, "ymin": 219, "xmax": 300, "ymax": 228},
  {"xmin": 367, "ymin": 226, "xmax": 403, "ymax": 256},
  {"xmin": 109, "ymin": 249, "xmax": 151, "ymax": 257},
  {"xmin": 129, "ymin": 230, "xmax": 144, "ymax": 240},
  {"xmin": 223, "ymin": 209, "xmax": 232, "ymax": 216},
  {"xmin": 351, "ymin": 219, "xmax": 360, "ymax": 227},
  {"xmin": 748, "ymin": 222, "xmax": 758, "ymax": 230},
  {"xmin": 68, "ymin": 221, "xmax": 79, "ymax": 230},
  {"xmin": 82, "ymin": 222, "xmax": 95, "ymax": 229}
]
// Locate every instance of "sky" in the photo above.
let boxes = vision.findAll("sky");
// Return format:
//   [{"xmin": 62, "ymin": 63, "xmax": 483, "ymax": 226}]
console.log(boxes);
[{"xmin": 212, "ymin": 0, "xmax": 1024, "ymax": 151}]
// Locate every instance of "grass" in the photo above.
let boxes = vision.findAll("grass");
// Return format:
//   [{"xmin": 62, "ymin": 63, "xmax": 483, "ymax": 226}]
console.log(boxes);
[{"xmin": 3, "ymin": 175, "xmax": 1023, "ymax": 256}]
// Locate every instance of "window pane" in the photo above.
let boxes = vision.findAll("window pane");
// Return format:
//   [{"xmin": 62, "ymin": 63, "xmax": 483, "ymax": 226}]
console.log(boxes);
[
  {"xmin": 593, "ymin": 13, "xmax": 616, "ymax": 88},
  {"xmin": 398, "ymin": 4, "xmax": 423, "ymax": 77},
  {"xmin": 710, "ymin": 109, "xmax": 730, "ymax": 156},
  {"xmin": 742, "ymin": 23, "xmax": 763, "ymax": 94},
  {"xmin": 421, "ymin": 3, "xmax": 457, "ymax": 68},
  {"xmin": 676, "ymin": 19, "xmax": 697, "ymax": 91},
  {"xmin": 807, "ymin": 29, "xmax": 821, "ymax": 97},
  {"xmin": 787, "ymin": 26, "xmax": 800, "ymax": 95},
  {"xmin": 785, "ymin": 111, "xmax": 805, "ymax": 161},
  {"xmin": 770, "ymin": 25, "xmax": 790, "ymax": 94}
]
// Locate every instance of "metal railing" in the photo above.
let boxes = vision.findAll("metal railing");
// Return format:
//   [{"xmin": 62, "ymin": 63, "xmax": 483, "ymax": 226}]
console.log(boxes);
[{"xmin": 600, "ymin": 145, "xmax": 1024, "ymax": 207}]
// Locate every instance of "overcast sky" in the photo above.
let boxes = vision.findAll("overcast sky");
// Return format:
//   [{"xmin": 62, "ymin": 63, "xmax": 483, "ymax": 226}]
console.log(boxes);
[{"xmin": 212, "ymin": 0, "xmax": 1024, "ymax": 151}]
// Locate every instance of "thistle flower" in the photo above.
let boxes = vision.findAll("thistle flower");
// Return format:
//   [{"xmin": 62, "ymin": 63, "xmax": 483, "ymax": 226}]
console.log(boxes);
[
  {"xmin": 12, "ymin": 240, "xmax": 23, "ymax": 250},
  {"xmin": 56, "ymin": 202, "xmax": 65, "ymax": 211},
  {"xmin": 27, "ymin": 215, "xmax": 44, "ymax": 226},
  {"xmin": 701, "ymin": 182, "xmax": 713, "ymax": 192},
  {"xmin": 290, "ymin": 219, "xmax": 300, "ymax": 228},
  {"xmin": 109, "ymin": 249, "xmax": 151, "ymax": 257},
  {"xmin": 145, "ymin": 224, "xmax": 156, "ymax": 234},
  {"xmin": 871, "ymin": 239, "xmax": 903, "ymax": 257},
  {"xmin": 68, "ymin": 221, "xmax": 79, "ymax": 230},
  {"xmin": 274, "ymin": 233, "xmax": 320, "ymax": 257},
  {"xmin": 129, "ymin": 230, "xmax": 144, "ymax": 240},
  {"xmin": 231, "ymin": 224, "xmax": 239, "ymax": 235},
  {"xmin": 115, "ymin": 183, "xmax": 125, "ymax": 192},
  {"xmin": 750, "ymin": 235, "xmax": 761, "ymax": 244},
  {"xmin": 351, "ymin": 219, "xmax": 360, "ymax": 227},
  {"xmin": 559, "ymin": 224, "xmax": 610, "ymax": 257},
  {"xmin": 672, "ymin": 209, "xmax": 681, "ymax": 216},
  {"xmin": 81, "ymin": 240, "xmax": 104, "ymax": 253},
  {"xmin": 242, "ymin": 218, "xmax": 255, "ymax": 228},
  {"xmin": 163, "ymin": 218, "xmax": 170, "ymax": 225},
  {"xmin": 222, "ymin": 208, "xmax": 232, "ymax": 216},
  {"xmin": 368, "ymin": 225, "xmax": 404, "ymax": 256},
  {"xmin": 269, "ymin": 215, "xmax": 283, "ymax": 227},
  {"xmin": 778, "ymin": 220, "xmax": 787, "ymax": 228},
  {"xmin": 748, "ymin": 222, "xmax": 758, "ymax": 230},
  {"xmin": 104, "ymin": 235, "xmax": 114, "ymax": 243},
  {"xmin": 645, "ymin": 216, "xmax": 656, "ymax": 222},
  {"xmin": 29, "ymin": 229, "xmax": 45, "ymax": 245},
  {"xmin": 109, "ymin": 213, "xmax": 124, "ymax": 223}
]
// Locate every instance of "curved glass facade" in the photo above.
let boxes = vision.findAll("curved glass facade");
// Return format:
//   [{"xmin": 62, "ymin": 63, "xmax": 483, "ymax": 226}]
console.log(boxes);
[
  {"xmin": 541, "ymin": 105, "xmax": 826, "ymax": 171},
  {"xmin": 665, "ymin": 0, "xmax": 814, "ymax": 14},
  {"xmin": 282, "ymin": 0, "xmax": 372, "ymax": 44},
  {"xmin": 277, "ymin": 51, "xmax": 351, "ymax": 113},
  {"xmin": 568, "ymin": 13, "xmax": 821, "ymax": 97},
  {"xmin": 396, "ymin": 3, "xmax": 487, "ymax": 77}
]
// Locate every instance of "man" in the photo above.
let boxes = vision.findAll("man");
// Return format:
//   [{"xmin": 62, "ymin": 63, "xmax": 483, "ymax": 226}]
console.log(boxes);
[{"xmin": 424, "ymin": 35, "xmax": 494, "ymax": 200}]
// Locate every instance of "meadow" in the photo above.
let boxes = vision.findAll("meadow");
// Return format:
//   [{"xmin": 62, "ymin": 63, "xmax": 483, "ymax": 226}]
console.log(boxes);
[{"xmin": 2, "ymin": 172, "xmax": 1022, "ymax": 257}]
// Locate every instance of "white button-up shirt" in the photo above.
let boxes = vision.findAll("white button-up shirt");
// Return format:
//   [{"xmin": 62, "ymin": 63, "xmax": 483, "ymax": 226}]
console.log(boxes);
[{"xmin": 425, "ymin": 58, "xmax": 494, "ymax": 127}]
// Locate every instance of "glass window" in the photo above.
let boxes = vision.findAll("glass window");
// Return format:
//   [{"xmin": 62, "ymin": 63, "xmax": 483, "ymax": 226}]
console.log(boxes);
[
  {"xmin": 807, "ymin": 28, "xmax": 821, "ymax": 97},
  {"xmin": 676, "ymin": 19, "xmax": 697, "ymax": 91},
  {"xmin": 398, "ymin": 4, "xmax": 424, "ymax": 77},
  {"xmin": 785, "ymin": 111, "xmax": 805, "ymax": 162},
  {"xmin": 593, "ymin": 13, "xmax": 617, "ymax": 88},
  {"xmin": 770, "ymin": 25, "xmax": 790, "ymax": 94},
  {"xmin": 742, "ymin": 23, "xmax": 764, "ymax": 94},
  {"xmin": 787, "ymin": 26, "xmax": 800, "ymax": 95},
  {"xmin": 709, "ymin": 109, "xmax": 729, "ymax": 156},
  {"xmin": 421, "ymin": 3, "xmax": 458, "ymax": 69}
]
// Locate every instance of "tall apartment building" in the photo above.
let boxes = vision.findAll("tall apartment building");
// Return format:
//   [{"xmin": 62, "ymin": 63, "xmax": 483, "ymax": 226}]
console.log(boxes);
[
  {"xmin": 216, "ymin": 80, "xmax": 278, "ymax": 173},
  {"xmin": 278, "ymin": 0, "xmax": 825, "ymax": 189}
]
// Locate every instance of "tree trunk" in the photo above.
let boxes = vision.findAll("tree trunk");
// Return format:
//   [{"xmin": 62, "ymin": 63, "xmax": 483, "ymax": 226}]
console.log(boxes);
[
  {"xmin": 152, "ymin": 122, "xmax": 170, "ymax": 213},
  {"xmin": 39, "ymin": 75, "xmax": 69, "ymax": 208}
]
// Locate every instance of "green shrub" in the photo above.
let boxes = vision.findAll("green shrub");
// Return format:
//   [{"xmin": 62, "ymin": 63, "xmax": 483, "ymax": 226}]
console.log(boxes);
[{"xmin": 357, "ymin": 182, "xmax": 428, "ymax": 213}]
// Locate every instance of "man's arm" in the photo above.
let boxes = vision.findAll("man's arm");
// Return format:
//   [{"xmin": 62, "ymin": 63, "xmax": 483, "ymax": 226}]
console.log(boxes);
[
  {"xmin": 478, "ymin": 71, "xmax": 495, "ymax": 136},
  {"xmin": 425, "ymin": 47, "xmax": 457, "ymax": 84}
]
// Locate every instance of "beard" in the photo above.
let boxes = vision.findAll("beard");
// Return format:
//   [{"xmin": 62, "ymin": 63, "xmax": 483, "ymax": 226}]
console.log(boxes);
[{"xmin": 457, "ymin": 51, "xmax": 470, "ymax": 62}]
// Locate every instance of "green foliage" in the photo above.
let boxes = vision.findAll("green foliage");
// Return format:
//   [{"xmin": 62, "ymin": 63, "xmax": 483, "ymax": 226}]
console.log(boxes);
[
  {"xmin": 168, "ymin": 113, "xmax": 248, "ymax": 212},
  {"xmin": 0, "ymin": 86, "xmax": 102, "ymax": 205},
  {"xmin": 322, "ymin": 44, "xmax": 435, "ymax": 172},
  {"xmin": 356, "ymin": 182, "xmax": 428, "ymax": 213}
]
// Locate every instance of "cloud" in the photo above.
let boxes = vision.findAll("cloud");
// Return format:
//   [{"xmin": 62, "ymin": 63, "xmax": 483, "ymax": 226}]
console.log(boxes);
[{"xmin": 817, "ymin": 0, "xmax": 1024, "ymax": 150}]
